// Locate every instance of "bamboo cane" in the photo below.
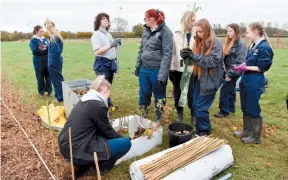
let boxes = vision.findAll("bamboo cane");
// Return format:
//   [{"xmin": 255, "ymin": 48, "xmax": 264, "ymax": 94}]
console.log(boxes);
[
  {"xmin": 148, "ymin": 141, "xmax": 227, "ymax": 180},
  {"xmin": 69, "ymin": 127, "xmax": 75, "ymax": 180},
  {"xmin": 149, "ymin": 140, "xmax": 226, "ymax": 180},
  {"xmin": 140, "ymin": 137, "xmax": 227, "ymax": 180},
  {"xmin": 46, "ymin": 101, "xmax": 59, "ymax": 180},
  {"xmin": 141, "ymin": 137, "xmax": 205, "ymax": 170},
  {"xmin": 93, "ymin": 152, "xmax": 102, "ymax": 180}
]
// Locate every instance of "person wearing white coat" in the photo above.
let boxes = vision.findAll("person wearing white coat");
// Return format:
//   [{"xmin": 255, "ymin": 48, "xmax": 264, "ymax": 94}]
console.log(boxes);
[{"xmin": 169, "ymin": 11, "xmax": 196, "ymax": 122}]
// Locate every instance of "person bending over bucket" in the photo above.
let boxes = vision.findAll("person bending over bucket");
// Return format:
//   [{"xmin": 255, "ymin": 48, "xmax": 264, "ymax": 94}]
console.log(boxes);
[
  {"xmin": 58, "ymin": 76, "xmax": 131, "ymax": 178},
  {"xmin": 180, "ymin": 19, "xmax": 224, "ymax": 136},
  {"xmin": 134, "ymin": 9, "xmax": 173, "ymax": 125}
]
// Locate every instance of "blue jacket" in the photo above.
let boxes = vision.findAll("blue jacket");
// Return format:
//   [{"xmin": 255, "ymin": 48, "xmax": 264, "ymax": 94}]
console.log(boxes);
[
  {"xmin": 48, "ymin": 37, "xmax": 63, "ymax": 67},
  {"xmin": 29, "ymin": 37, "xmax": 48, "ymax": 59},
  {"xmin": 241, "ymin": 40, "xmax": 273, "ymax": 85}
]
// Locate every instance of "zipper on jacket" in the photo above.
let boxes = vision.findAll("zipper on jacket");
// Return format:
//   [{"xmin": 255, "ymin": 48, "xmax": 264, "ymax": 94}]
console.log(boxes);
[
  {"xmin": 209, "ymin": 70, "xmax": 217, "ymax": 89},
  {"xmin": 102, "ymin": 138, "xmax": 110, "ymax": 160}
]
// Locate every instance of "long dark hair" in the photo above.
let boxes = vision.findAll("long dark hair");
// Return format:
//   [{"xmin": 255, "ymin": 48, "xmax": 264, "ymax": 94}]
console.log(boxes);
[
  {"xmin": 94, "ymin": 13, "xmax": 110, "ymax": 31},
  {"xmin": 224, "ymin": 23, "xmax": 240, "ymax": 55},
  {"xmin": 33, "ymin": 25, "xmax": 42, "ymax": 35}
]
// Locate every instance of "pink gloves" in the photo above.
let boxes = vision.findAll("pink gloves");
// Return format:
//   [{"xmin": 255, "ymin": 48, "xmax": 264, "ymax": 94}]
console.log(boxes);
[{"xmin": 233, "ymin": 63, "xmax": 247, "ymax": 72}]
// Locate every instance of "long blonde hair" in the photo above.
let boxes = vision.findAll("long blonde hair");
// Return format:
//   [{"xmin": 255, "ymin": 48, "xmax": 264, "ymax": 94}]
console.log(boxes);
[
  {"xmin": 180, "ymin": 11, "xmax": 196, "ymax": 47},
  {"xmin": 44, "ymin": 18, "xmax": 63, "ymax": 42}
]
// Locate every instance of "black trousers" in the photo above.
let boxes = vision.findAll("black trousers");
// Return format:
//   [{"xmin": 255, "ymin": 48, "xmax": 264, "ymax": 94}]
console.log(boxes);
[{"xmin": 169, "ymin": 71, "xmax": 183, "ymax": 110}]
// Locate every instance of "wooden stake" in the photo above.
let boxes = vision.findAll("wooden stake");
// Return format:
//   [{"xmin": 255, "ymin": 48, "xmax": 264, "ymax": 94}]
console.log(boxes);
[
  {"xmin": 69, "ymin": 127, "xmax": 75, "ymax": 180},
  {"xmin": 93, "ymin": 152, "xmax": 102, "ymax": 180},
  {"xmin": 46, "ymin": 101, "xmax": 59, "ymax": 180}
]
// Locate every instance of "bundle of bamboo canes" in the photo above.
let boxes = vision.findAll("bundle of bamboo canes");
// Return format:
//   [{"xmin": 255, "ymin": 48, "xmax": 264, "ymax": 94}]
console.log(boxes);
[{"xmin": 140, "ymin": 136, "xmax": 227, "ymax": 180}]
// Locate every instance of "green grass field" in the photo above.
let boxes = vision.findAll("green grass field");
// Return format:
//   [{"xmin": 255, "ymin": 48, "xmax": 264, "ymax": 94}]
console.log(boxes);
[{"xmin": 1, "ymin": 40, "xmax": 288, "ymax": 180}]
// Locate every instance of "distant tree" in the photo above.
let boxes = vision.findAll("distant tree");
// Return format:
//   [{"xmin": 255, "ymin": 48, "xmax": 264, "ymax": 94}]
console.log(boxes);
[
  {"xmin": 132, "ymin": 23, "xmax": 144, "ymax": 37},
  {"xmin": 112, "ymin": 18, "xmax": 128, "ymax": 32}
]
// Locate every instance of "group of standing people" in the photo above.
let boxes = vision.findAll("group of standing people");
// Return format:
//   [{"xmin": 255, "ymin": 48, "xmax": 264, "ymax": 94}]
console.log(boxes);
[
  {"xmin": 29, "ymin": 8, "xmax": 273, "ymax": 178},
  {"xmin": 133, "ymin": 9, "xmax": 273, "ymax": 142},
  {"xmin": 29, "ymin": 18, "xmax": 64, "ymax": 103}
]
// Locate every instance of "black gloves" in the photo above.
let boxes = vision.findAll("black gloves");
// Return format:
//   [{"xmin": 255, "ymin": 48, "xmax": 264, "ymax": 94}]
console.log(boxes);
[
  {"xmin": 135, "ymin": 67, "xmax": 140, "ymax": 77},
  {"xmin": 158, "ymin": 80, "xmax": 166, "ymax": 85}
]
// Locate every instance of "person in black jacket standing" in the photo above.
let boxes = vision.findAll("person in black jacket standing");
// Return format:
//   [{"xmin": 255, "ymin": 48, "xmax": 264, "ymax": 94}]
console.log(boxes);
[
  {"xmin": 58, "ymin": 76, "xmax": 131, "ymax": 178},
  {"xmin": 214, "ymin": 23, "xmax": 247, "ymax": 118}
]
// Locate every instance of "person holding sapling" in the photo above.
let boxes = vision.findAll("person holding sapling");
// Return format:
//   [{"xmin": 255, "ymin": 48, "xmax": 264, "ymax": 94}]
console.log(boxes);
[
  {"xmin": 169, "ymin": 10, "xmax": 197, "ymax": 123},
  {"xmin": 91, "ymin": 12, "xmax": 121, "ymax": 109},
  {"xmin": 180, "ymin": 19, "xmax": 224, "ymax": 136},
  {"xmin": 58, "ymin": 76, "xmax": 131, "ymax": 178},
  {"xmin": 214, "ymin": 23, "xmax": 247, "ymax": 118},
  {"xmin": 135, "ymin": 9, "xmax": 173, "ymax": 125},
  {"xmin": 233, "ymin": 22, "xmax": 273, "ymax": 144},
  {"xmin": 29, "ymin": 25, "xmax": 52, "ymax": 97},
  {"xmin": 44, "ymin": 19, "xmax": 64, "ymax": 102}
]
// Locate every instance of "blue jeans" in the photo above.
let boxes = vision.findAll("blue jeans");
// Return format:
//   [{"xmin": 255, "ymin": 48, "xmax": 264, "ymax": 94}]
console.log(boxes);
[
  {"xmin": 191, "ymin": 80, "xmax": 216, "ymax": 132},
  {"xmin": 139, "ymin": 67, "xmax": 167, "ymax": 121},
  {"xmin": 219, "ymin": 77, "xmax": 239, "ymax": 115},
  {"xmin": 73, "ymin": 138, "xmax": 131, "ymax": 173}
]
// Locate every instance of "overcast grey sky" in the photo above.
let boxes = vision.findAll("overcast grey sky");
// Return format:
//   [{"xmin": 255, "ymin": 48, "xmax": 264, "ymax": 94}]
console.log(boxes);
[{"xmin": 1, "ymin": 0, "xmax": 287, "ymax": 33}]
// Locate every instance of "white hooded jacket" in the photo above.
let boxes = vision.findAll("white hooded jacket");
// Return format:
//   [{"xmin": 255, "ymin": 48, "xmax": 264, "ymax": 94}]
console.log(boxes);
[{"xmin": 170, "ymin": 26, "xmax": 195, "ymax": 72}]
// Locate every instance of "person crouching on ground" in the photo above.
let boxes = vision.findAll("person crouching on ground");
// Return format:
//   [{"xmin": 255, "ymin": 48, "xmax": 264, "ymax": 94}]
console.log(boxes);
[{"xmin": 58, "ymin": 76, "xmax": 131, "ymax": 178}]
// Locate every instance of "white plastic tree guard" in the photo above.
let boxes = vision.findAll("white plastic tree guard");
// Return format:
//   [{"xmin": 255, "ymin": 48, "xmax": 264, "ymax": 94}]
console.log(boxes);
[
  {"xmin": 111, "ymin": 115, "xmax": 163, "ymax": 165},
  {"xmin": 130, "ymin": 137, "xmax": 234, "ymax": 180}
]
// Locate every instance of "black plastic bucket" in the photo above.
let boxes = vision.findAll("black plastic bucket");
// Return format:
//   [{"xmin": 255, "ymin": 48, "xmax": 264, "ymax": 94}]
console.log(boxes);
[{"xmin": 168, "ymin": 123, "xmax": 193, "ymax": 147}]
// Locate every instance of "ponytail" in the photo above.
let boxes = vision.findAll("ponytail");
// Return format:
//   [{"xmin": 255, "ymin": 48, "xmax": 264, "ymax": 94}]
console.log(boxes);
[
  {"xmin": 145, "ymin": 9, "xmax": 166, "ymax": 25},
  {"xmin": 33, "ymin": 25, "xmax": 42, "ymax": 35},
  {"xmin": 263, "ymin": 32, "xmax": 272, "ymax": 47},
  {"xmin": 156, "ymin": 10, "xmax": 165, "ymax": 25}
]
